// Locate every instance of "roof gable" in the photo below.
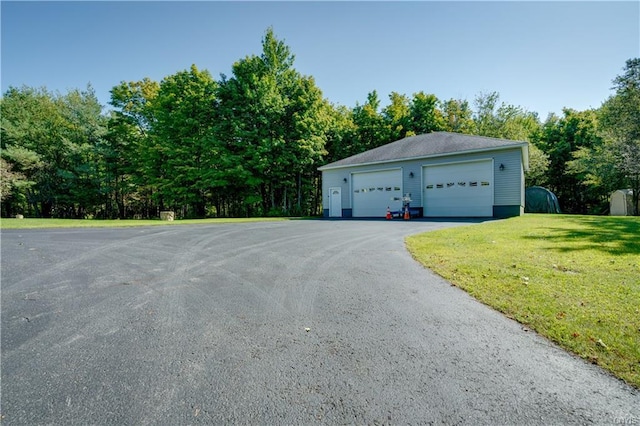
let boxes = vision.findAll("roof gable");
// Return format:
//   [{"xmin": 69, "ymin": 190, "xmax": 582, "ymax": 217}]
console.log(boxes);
[{"xmin": 319, "ymin": 132, "xmax": 528, "ymax": 170}]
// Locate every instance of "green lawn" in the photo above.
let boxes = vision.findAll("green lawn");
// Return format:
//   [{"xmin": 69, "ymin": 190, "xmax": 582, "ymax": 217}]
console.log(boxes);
[
  {"xmin": 406, "ymin": 214, "xmax": 640, "ymax": 388},
  {"xmin": 0, "ymin": 217, "xmax": 293, "ymax": 229}
]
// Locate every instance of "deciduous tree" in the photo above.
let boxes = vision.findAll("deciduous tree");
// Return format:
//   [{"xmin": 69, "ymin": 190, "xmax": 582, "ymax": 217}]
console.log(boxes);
[
  {"xmin": 441, "ymin": 98, "xmax": 474, "ymax": 134},
  {"xmin": 351, "ymin": 90, "xmax": 389, "ymax": 152},
  {"xmin": 150, "ymin": 65, "xmax": 218, "ymax": 217},
  {"xmin": 1, "ymin": 85, "xmax": 107, "ymax": 217},
  {"xmin": 108, "ymin": 78, "xmax": 160, "ymax": 217},
  {"xmin": 383, "ymin": 92, "xmax": 412, "ymax": 141},
  {"xmin": 599, "ymin": 58, "xmax": 640, "ymax": 214},
  {"xmin": 568, "ymin": 59, "xmax": 640, "ymax": 215},
  {"xmin": 536, "ymin": 109, "xmax": 601, "ymax": 213},
  {"xmin": 409, "ymin": 91, "xmax": 445, "ymax": 134},
  {"xmin": 214, "ymin": 28, "xmax": 330, "ymax": 216}
]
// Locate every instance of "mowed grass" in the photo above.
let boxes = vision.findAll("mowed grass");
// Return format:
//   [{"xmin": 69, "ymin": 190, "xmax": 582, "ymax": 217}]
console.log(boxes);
[
  {"xmin": 0, "ymin": 217, "xmax": 293, "ymax": 229},
  {"xmin": 406, "ymin": 214, "xmax": 640, "ymax": 388}
]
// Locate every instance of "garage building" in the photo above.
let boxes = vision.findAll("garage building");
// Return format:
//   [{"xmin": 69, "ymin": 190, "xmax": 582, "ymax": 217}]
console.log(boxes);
[{"xmin": 319, "ymin": 132, "xmax": 529, "ymax": 218}]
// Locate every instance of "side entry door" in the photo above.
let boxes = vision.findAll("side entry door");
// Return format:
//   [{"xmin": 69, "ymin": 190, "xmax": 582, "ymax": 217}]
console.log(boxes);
[{"xmin": 329, "ymin": 187, "xmax": 342, "ymax": 217}]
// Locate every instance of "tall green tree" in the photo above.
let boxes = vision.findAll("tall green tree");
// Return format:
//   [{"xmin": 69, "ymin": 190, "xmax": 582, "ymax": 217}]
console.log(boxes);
[
  {"xmin": 1, "ymin": 86, "xmax": 59, "ymax": 216},
  {"xmin": 441, "ymin": 98, "xmax": 475, "ymax": 134},
  {"xmin": 473, "ymin": 91, "xmax": 541, "ymax": 141},
  {"xmin": 101, "ymin": 112, "xmax": 144, "ymax": 218},
  {"xmin": 150, "ymin": 65, "xmax": 218, "ymax": 217},
  {"xmin": 351, "ymin": 90, "xmax": 390, "ymax": 152},
  {"xmin": 536, "ymin": 109, "xmax": 601, "ymax": 213},
  {"xmin": 322, "ymin": 105, "xmax": 357, "ymax": 164},
  {"xmin": 56, "ymin": 87, "xmax": 108, "ymax": 218},
  {"xmin": 0, "ymin": 145, "xmax": 43, "ymax": 216},
  {"xmin": 600, "ymin": 58, "xmax": 640, "ymax": 214},
  {"xmin": 0, "ymin": 157, "xmax": 30, "ymax": 217},
  {"xmin": 214, "ymin": 28, "xmax": 330, "ymax": 216},
  {"xmin": 286, "ymin": 75, "xmax": 333, "ymax": 215},
  {"xmin": 383, "ymin": 92, "xmax": 412, "ymax": 141},
  {"xmin": 566, "ymin": 143, "xmax": 624, "ymax": 213},
  {"xmin": 108, "ymin": 78, "xmax": 160, "ymax": 218},
  {"xmin": 109, "ymin": 78, "xmax": 159, "ymax": 134},
  {"xmin": 409, "ymin": 92, "xmax": 445, "ymax": 135},
  {"xmin": 1, "ymin": 85, "xmax": 107, "ymax": 217},
  {"xmin": 569, "ymin": 58, "xmax": 640, "ymax": 215},
  {"xmin": 473, "ymin": 91, "xmax": 502, "ymax": 137},
  {"xmin": 472, "ymin": 92, "xmax": 546, "ymax": 189}
]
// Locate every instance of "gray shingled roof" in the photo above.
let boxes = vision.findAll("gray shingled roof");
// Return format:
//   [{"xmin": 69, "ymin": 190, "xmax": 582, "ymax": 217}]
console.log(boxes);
[{"xmin": 319, "ymin": 132, "xmax": 527, "ymax": 170}]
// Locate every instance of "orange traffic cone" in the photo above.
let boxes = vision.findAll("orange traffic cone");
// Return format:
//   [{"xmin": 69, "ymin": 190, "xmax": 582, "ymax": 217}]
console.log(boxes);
[
  {"xmin": 403, "ymin": 206, "xmax": 410, "ymax": 220},
  {"xmin": 386, "ymin": 207, "xmax": 391, "ymax": 220}
]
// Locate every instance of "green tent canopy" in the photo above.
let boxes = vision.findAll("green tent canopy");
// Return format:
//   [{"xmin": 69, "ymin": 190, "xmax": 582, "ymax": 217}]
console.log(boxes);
[{"xmin": 525, "ymin": 186, "xmax": 561, "ymax": 214}]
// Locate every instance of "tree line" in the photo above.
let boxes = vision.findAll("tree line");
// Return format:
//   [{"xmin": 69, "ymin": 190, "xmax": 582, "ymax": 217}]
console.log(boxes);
[{"xmin": 1, "ymin": 29, "xmax": 638, "ymax": 218}]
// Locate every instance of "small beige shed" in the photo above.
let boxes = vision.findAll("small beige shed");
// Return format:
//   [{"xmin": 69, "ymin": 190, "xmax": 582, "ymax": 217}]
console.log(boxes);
[{"xmin": 610, "ymin": 189, "xmax": 636, "ymax": 216}]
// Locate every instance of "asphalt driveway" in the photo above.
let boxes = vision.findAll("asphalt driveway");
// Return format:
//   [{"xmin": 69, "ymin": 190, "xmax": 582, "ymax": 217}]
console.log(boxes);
[{"xmin": 1, "ymin": 219, "xmax": 638, "ymax": 424}]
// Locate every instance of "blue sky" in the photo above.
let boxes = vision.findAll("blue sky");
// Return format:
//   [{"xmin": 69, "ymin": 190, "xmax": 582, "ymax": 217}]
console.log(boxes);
[{"xmin": 2, "ymin": 1, "xmax": 638, "ymax": 119}]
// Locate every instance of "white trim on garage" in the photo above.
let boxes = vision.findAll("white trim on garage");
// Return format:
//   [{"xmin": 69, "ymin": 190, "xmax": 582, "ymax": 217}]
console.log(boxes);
[
  {"xmin": 352, "ymin": 168, "xmax": 403, "ymax": 217},
  {"xmin": 423, "ymin": 159, "xmax": 494, "ymax": 217}
]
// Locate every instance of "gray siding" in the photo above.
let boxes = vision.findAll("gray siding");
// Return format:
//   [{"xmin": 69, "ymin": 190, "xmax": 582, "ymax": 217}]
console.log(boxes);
[
  {"xmin": 321, "ymin": 168, "xmax": 352, "ymax": 209},
  {"xmin": 492, "ymin": 148, "xmax": 524, "ymax": 207},
  {"xmin": 403, "ymin": 165, "xmax": 422, "ymax": 206}
]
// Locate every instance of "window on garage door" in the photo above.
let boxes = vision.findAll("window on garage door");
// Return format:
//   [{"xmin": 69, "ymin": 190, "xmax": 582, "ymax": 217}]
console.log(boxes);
[
  {"xmin": 423, "ymin": 160, "xmax": 493, "ymax": 217},
  {"xmin": 352, "ymin": 169, "xmax": 402, "ymax": 217}
]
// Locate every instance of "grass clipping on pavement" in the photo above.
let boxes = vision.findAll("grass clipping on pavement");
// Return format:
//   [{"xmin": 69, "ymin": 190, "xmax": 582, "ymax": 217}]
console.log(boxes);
[{"xmin": 406, "ymin": 214, "xmax": 640, "ymax": 389}]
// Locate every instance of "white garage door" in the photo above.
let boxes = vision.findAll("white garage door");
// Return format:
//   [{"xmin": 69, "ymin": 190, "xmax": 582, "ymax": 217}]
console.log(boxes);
[
  {"xmin": 423, "ymin": 160, "xmax": 493, "ymax": 217},
  {"xmin": 352, "ymin": 169, "xmax": 403, "ymax": 217}
]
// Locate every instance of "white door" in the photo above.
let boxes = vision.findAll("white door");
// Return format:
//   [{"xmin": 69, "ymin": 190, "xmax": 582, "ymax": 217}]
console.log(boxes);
[
  {"xmin": 423, "ymin": 160, "xmax": 493, "ymax": 217},
  {"xmin": 329, "ymin": 187, "xmax": 342, "ymax": 217},
  {"xmin": 352, "ymin": 169, "xmax": 402, "ymax": 217}
]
